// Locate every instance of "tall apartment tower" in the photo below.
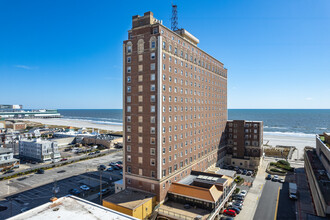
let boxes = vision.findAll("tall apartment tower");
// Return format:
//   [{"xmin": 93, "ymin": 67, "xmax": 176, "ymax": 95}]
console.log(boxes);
[{"xmin": 123, "ymin": 12, "xmax": 228, "ymax": 202}]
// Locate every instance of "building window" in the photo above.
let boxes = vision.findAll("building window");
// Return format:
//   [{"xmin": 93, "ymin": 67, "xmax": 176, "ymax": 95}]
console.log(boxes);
[
  {"xmin": 138, "ymin": 85, "xmax": 143, "ymax": 92},
  {"xmin": 163, "ymin": 41, "xmax": 166, "ymax": 49},
  {"xmin": 127, "ymin": 106, "xmax": 131, "ymax": 112},
  {"xmin": 126, "ymin": 135, "xmax": 131, "ymax": 142},
  {"xmin": 150, "ymin": 116, "xmax": 155, "ymax": 123},
  {"xmin": 127, "ymin": 116, "xmax": 131, "ymax": 122},
  {"xmin": 127, "ymin": 125, "xmax": 131, "ymax": 132},
  {"xmin": 138, "ymin": 54, "xmax": 143, "ymax": 62},
  {"xmin": 138, "ymin": 126, "xmax": 143, "ymax": 133},
  {"xmin": 150, "ymin": 159, "xmax": 155, "ymax": 166},
  {"xmin": 127, "ymin": 44, "xmax": 132, "ymax": 53},
  {"xmin": 138, "ymin": 116, "xmax": 143, "ymax": 123},
  {"xmin": 138, "ymin": 106, "xmax": 143, "ymax": 113},
  {"xmin": 151, "ymin": 74, "xmax": 155, "ymax": 81},
  {"xmin": 153, "ymin": 27, "xmax": 158, "ymax": 34},
  {"xmin": 150, "ymin": 63, "xmax": 155, "ymax": 70},
  {"xmin": 151, "ymin": 127, "xmax": 155, "ymax": 134},
  {"xmin": 138, "ymin": 65, "xmax": 143, "ymax": 72},
  {"xmin": 127, "ymin": 86, "xmax": 131, "ymax": 93},
  {"xmin": 127, "ymin": 66, "xmax": 131, "ymax": 73},
  {"xmin": 150, "ymin": 137, "xmax": 156, "ymax": 144},
  {"xmin": 127, "ymin": 57, "xmax": 131, "ymax": 63},
  {"xmin": 151, "ymin": 84, "xmax": 156, "ymax": 91},
  {"xmin": 151, "ymin": 106, "xmax": 155, "ymax": 112},
  {"xmin": 150, "ymin": 148, "xmax": 155, "ymax": 155},
  {"xmin": 138, "ymin": 157, "xmax": 143, "ymax": 164},
  {"xmin": 150, "ymin": 53, "xmax": 155, "ymax": 60},
  {"xmin": 151, "ymin": 41, "xmax": 156, "ymax": 49},
  {"xmin": 127, "ymin": 178, "xmax": 131, "ymax": 184},
  {"xmin": 127, "ymin": 145, "xmax": 131, "ymax": 152},
  {"xmin": 151, "ymin": 95, "xmax": 156, "ymax": 102},
  {"xmin": 127, "ymin": 76, "xmax": 131, "ymax": 83},
  {"xmin": 127, "ymin": 96, "xmax": 131, "ymax": 103},
  {"xmin": 127, "ymin": 155, "xmax": 131, "ymax": 162},
  {"xmin": 138, "ymin": 136, "xmax": 143, "ymax": 143},
  {"xmin": 138, "ymin": 95, "xmax": 143, "ymax": 102},
  {"xmin": 138, "ymin": 75, "xmax": 143, "ymax": 82}
]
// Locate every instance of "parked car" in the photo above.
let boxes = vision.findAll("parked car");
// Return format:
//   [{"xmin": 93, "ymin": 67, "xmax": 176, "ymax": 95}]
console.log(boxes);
[
  {"xmin": 242, "ymin": 170, "xmax": 247, "ymax": 175},
  {"xmin": 116, "ymin": 164, "xmax": 123, "ymax": 169},
  {"xmin": 119, "ymin": 172, "xmax": 123, "ymax": 175},
  {"xmin": 68, "ymin": 188, "xmax": 80, "ymax": 195},
  {"xmin": 227, "ymin": 202, "xmax": 242, "ymax": 210},
  {"xmin": 266, "ymin": 174, "xmax": 272, "ymax": 180},
  {"xmin": 95, "ymin": 150, "xmax": 100, "ymax": 154},
  {"xmin": 227, "ymin": 206, "xmax": 240, "ymax": 214},
  {"xmin": 236, "ymin": 169, "xmax": 242, "ymax": 174},
  {"xmin": 97, "ymin": 189, "xmax": 110, "ymax": 196},
  {"xmin": 116, "ymin": 161, "xmax": 122, "ymax": 164},
  {"xmin": 109, "ymin": 162, "xmax": 118, "ymax": 166},
  {"xmin": 60, "ymin": 158, "xmax": 68, "ymax": 161},
  {"xmin": 272, "ymin": 175, "xmax": 279, "ymax": 182},
  {"xmin": 88, "ymin": 152, "xmax": 95, "ymax": 156},
  {"xmin": 98, "ymin": 165, "xmax": 106, "ymax": 171},
  {"xmin": 106, "ymin": 167, "xmax": 113, "ymax": 172},
  {"xmin": 247, "ymin": 171, "xmax": 253, "ymax": 176},
  {"xmin": 37, "ymin": 169, "xmax": 44, "ymax": 174},
  {"xmin": 232, "ymin": 202, "xmax": 243, "ymax": 208},
  {"xmin": 31, "ymin": 161, "xmax": 38, "ymax": 164},
  {"xmin": 232, "ymin": 195, "xmax": 244, "ymax": 201},
  {"xmin": 113, "ymin": 166, "xmax": 120, "ymax": 170},
  {"xmin": 240, "ymin": 190, "xmax": 247, "ymax": 197},
  {"xmin": 280, "ymin": 178, "xmax": 285, "ymax": 183},
  {"xmin": 223, "ymin": 209, "xmax": 236, "ymax": 217},
  {"xmin": 232, "ymin": 200, "xmax": 243, "ymax": 205},
  {"xmin": 80, "ymin": 185, "xmax": 90, "ymax": 191}
]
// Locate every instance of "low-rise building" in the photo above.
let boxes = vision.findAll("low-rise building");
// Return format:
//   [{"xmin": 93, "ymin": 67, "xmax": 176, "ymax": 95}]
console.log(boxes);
[
  {"xmin": 225, "ymin": 120, "xmax": 264, "ymax": 170},
  {"xmin": 114, "ymin": 179, "xmax": 124, "ymax": 194},
  {"xmin": 103, "ymin": 189, "xmax": 156, "ymax": 219},
  {"xmin": 19, "ymin": 138, "xmax": 61, "ymax": 162},
  {"xmin": 0, "ymin": 148, "xmax": 19, "ymax": 171},
  {"xmin": 304, "ymin": 133, "xmax": 330, "ymax": 218},
  {"xmin": 6, "ymin": 121, "xmax": 27, "ymax": 131},
  {"xmin": 9, "ymin": 195, "xmax": 138, "ymax": 220},
  {"xmin": 156, "ymin": 171, "xmax": 236, "ymax": 220}
]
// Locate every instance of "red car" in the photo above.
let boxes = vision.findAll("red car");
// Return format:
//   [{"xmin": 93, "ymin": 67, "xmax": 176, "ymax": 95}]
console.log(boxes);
[{"xmin": 223, "ymin": 209, "xmax": 237, "ymax": 217}]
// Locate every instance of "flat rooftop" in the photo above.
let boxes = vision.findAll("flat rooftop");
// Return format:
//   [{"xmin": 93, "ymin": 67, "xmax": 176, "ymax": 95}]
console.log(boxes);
[
  {"xmin": 9, "ymin": 195, "xmax": 138, "ymax": 220},
  {"xmin": 103, "ymin": 189, "xmax": 155, "ymax": 210}
]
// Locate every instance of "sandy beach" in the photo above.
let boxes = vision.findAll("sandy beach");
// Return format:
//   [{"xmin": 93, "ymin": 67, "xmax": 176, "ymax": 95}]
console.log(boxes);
[
  {"xmin": 21, "ymin": 118, "xmax": 123, "ymax": 132},
  {"xmin": 263, "ymin": 134, "xmax": 315, "ymax": 159}
]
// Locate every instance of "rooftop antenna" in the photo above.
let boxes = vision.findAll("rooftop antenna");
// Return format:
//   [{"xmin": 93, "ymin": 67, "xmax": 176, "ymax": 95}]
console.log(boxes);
[{"xmin": 171, "ymin": 4, "xmax": 178, "ymax": 31}]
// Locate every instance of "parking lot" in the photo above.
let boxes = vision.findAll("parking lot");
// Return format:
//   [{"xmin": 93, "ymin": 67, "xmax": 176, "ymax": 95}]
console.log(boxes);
[{"xmin": 0, "ymin": 151, "xmax": 123, "ymax": 219}]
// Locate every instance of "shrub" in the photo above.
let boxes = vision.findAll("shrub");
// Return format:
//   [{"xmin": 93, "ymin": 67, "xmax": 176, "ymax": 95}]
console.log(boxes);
[
  {"xmin": 278, "ymin": 160, "xmax": 290, "ymax": 166},
  {"xmin": 270, "ymin": 162, "xmax": 276, "ymax": 166},
  {"xmin": 234, "ymin": 188, "xmax": 240, "ymax": 194}
]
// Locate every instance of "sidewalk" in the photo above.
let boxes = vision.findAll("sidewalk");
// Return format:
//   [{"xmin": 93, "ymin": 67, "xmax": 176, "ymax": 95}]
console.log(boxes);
[{"xmin": 236, "ymin": 158, "xmax": 268, "ymax": 220}]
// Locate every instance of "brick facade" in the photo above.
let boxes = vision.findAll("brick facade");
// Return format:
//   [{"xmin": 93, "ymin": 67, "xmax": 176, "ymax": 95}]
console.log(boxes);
[{"xmin": 123, "ymin": 12, "xmax": 228, "ymax": 202}]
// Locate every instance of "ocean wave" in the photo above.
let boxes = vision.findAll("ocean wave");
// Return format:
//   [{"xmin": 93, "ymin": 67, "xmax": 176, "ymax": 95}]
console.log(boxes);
[
  {"xmin": 264, "ymin": 131, "xmax": 315, "ymax": 137},
  {"xmin": 316, "ymin": 127, "xmax": 328, "ymax": 130},
  {"xmin": 264, "ymin": 126, "xmax": 288, "ymax": 130}
]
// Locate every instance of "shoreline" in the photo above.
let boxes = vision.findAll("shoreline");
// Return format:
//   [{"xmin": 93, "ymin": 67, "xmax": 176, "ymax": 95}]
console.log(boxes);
[{"xmin": 22, "ymin": 118, "xmax": 315, "ymax": 159}]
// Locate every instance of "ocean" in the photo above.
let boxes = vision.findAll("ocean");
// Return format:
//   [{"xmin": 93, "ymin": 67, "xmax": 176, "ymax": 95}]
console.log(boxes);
[{"xmin": 57, "ymin": 109, "xmax": 330, "ymax": 137}]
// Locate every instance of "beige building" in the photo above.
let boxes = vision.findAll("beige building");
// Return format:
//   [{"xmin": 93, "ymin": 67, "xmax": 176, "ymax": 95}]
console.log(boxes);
[{"xmin": 123, "ymin": 11, "xmax": 228, "ymax": 203}]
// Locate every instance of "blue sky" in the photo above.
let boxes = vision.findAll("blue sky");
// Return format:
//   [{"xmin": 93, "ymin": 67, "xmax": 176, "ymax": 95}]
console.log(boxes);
[{"xmin": 1, "ymin": 0, "xmax": 329, "ymax": 109}]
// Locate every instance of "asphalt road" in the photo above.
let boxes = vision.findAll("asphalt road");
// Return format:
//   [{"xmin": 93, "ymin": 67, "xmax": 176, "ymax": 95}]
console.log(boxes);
[
  {"xmin": 253, "ymin": 180, "xmax": 282, "ymax": 220},
  {"xmin": 0, "ymin": 152, "xmax": 123, "ymax": 219},
  {"xmin": 253, "ymin": 178, "xmax": 296, "ymax": 220}
]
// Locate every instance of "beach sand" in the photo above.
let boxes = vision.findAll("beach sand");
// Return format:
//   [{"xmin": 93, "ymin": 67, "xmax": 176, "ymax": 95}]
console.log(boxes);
[
  {"xmin": 263, "ymin": 134, "xmax": 315, "ymax": 159},
  {"xmin": 22, "ymin": 118, "xmax": 315, "ymax": 159},
  {"xmin": 21, "ymin": 118, "xmax": 123, "ymax": 132}
]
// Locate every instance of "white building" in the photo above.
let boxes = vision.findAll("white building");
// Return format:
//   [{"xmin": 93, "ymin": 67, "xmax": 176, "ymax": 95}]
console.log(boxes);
[
  {"xmin": 19, "ymin": 139, "xmax": 61, "ymax": 162},
  {"xmin": 9, "ymin": 195, "xmax": 138, "ymax": 220},
  {"xmin": 0, "ymin": 148, "xmax": 19, "ymax": 171}
]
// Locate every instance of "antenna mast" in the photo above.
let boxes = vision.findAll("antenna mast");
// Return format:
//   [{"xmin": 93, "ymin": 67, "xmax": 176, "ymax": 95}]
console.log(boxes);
[{"xmin": 171, "ymin": 4, "xmax": 178, "ymax": 31}]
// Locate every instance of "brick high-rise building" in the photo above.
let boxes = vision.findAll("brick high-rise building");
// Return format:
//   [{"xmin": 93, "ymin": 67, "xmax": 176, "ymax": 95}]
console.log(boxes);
[
  {"xmin": 225, "ymin": 120, "xmax": 263, "ymax": 169},
  {"xmin": 123, "ymin": 11, "xmax": 228, "ymax": 202}
]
